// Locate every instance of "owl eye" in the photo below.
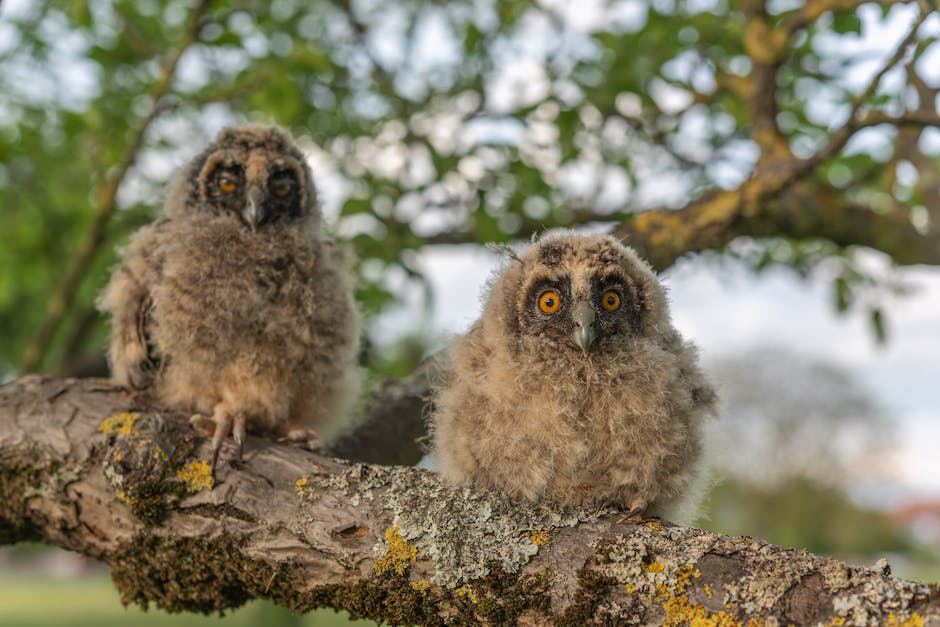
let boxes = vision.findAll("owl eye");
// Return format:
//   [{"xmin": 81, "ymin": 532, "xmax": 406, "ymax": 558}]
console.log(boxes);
[
  {"xmin": 271, "ymin": 179, "xmax": 293, "ymax": 198},
  {"xmin": 539, "ymin": 290, "xmax": 562, "ymax": 314},
  {"xmin": 601, "ymin": 290, "xmax": 621, "ymax": 312},
  {"xmin": 218, "ymin": 176, "xmax": 237, "ymax": 193}
]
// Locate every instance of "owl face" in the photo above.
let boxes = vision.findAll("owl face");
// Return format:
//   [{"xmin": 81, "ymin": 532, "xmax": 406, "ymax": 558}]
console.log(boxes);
[
  {"xmin": 505, "ymin": 235, "xmax": 662, "ymax": 354},
  {"xmin": 170, "ymin": 124, "xmax": 319, "ymax": 229}
]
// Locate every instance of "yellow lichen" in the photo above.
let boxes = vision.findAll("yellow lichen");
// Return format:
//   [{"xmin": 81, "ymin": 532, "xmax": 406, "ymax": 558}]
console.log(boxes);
[
  {"xmin": 703, "ymin": 584, "xmax": 713, "ymax": 599},
  {"xmin": 626, "ymin": 583, "xmax": 637, "ymax": 593},
  {"xmin": 644, "ymin": 520, "xmax": 664, "ymax": 532},
  {"xmin": 295, "ymin": 477, "xmax": 308, "ymax": 496},
  {"xmin": 886, "ymin": 614, "xmax": 925, "ymax": 627},
  {"xmin": 661, "ymin": 592, "xmax": 739, "ymax": 627},
  {"xmin": 676, "ymin": 563, "xmax": 702, "ymax": 584},
  {"xmin": 151, "ymin": 444, "xmax": 169, "ymax": 463},
  {"xmin": 455, "ymin": 585, "xmax": 479, "ymax": 603},
  {"xmin": 176, "ymin": 460, "xmax": 214, "ymax": 493},
  {"xmin": 98, "ymin": 412, "xmax": 141, "ymax": 436},
  {"xmin": 410, "ymin": 579, "xmax": 431, "ymax": 592},
  {"xmin": 523, "ymin": 529, "xmax": 551, "ymax": 546},
  {"xmin": 374, "ymin": 525, "xmax": 417, "ymax": 576},
  {"xmin": 646, "ymin": 562, "xmax": 666, "ymax": 573},
  {"xmin": 655, "ymin": 563, "xmax": 739, "ymax": 627},
  {"xmin": 828, "ymin": 618, "xmax": 846, "ymax": 626}
]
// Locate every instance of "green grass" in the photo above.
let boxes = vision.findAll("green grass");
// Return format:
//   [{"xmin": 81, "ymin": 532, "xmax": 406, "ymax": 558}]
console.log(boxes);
[{"xmin": 0, "ymin": 576, "xmax": 374, "ymax": 627}]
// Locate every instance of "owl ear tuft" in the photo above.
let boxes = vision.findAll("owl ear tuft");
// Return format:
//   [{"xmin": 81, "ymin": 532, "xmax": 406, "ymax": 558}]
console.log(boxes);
[{"xmin": 486, "ymin": 243, "xmax": 522, "ymax": 264}]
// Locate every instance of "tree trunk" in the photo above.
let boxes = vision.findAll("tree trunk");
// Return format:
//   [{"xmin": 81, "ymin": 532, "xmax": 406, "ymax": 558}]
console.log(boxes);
[{"xmin": 1, "ymin": 376, "xmax": 936, "ymax": 625}]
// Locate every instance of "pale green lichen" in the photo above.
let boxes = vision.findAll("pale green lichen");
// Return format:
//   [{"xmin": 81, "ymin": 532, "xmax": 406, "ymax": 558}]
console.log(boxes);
[{"xmin": 380, "ymin": 468, "xmax": 594, "ymax": 588}]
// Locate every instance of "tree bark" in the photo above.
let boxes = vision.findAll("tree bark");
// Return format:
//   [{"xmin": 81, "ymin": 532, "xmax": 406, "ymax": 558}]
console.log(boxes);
[{"xmin": 1, "ymin": 376, "xmax": 937, "ymax": 626}]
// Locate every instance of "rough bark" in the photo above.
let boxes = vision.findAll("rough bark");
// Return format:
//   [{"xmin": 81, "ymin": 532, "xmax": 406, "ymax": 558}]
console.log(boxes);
[{"xmin": 1, "ymin": 376, "xmax": 937, "ymax": 626}]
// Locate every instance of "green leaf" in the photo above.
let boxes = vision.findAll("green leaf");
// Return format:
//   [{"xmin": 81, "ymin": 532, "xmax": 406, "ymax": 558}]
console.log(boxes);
[
  {"xmin": 870, "ymin": 308, "xmax": 887, "ymax": 344},
  {"xmin": 831, "ymin": 12, "xmax": 862, "ymax": 35}
]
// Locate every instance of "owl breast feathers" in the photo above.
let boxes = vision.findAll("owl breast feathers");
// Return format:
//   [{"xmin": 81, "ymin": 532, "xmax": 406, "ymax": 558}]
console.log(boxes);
[
  {"xmin": 97, "ymin": 124, "xmax": 361, "ymax": 464},
  {"xmin": 431, "ymin": 232, "xmax": 716, "ymax": 521}
]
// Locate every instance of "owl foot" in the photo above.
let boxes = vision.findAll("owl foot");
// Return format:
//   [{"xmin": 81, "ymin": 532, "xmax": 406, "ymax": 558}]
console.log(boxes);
[
  {"xmin": 277, "ymin": 426, "xmax": 322, "ymax": 452},
  {"xmin": 615, "ymin": 497, "xmax": 649, "ymax": 523},
  {"xmin": 190, "ymin": 410, "xmax": 248, "ymax": 468}
]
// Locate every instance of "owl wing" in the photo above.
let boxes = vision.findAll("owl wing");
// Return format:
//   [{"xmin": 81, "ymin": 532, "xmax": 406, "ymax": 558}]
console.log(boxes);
[{"xmin": 97, "ymin": 220, "xmax": 168, "ymax": 388}]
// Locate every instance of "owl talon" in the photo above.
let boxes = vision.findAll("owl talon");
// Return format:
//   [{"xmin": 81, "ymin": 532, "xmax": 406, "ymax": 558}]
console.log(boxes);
[
  {"xmin": 233, "ymin": 414, "xmax": 247, "ymax": 463},
  {"xmin": 209, "ymin": 414, "xmax": 234, "ymax": 469},
  {"xmin": 277, "ymin": 427, "xmax": 321, "ymax": 452},
  {"xmin": 618, "ymin": 497, "xmax": 648, "ymax": 523},
  {"xmin": 189, "ymin": 413, "xmax": 214, "ymax": 437}
]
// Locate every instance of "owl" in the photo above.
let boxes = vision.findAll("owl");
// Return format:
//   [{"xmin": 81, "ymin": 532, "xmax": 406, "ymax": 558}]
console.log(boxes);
[
  {"xmin": 431, "ymin": 232, "xmax": 716, "ymax": 521},
  {"xmin": 97, "ymin": 124, "xmax": 362, "ymax": 466}
]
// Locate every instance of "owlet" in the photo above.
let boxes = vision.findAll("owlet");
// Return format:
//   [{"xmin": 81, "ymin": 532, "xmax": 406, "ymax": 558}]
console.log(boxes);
[
  {"xmin": 431, "ymin": 232, "xmax": 716, "ymax": 521},
  {"xmin": 98, "ymin": 124, "xmax": 361, "ymax": 466}
]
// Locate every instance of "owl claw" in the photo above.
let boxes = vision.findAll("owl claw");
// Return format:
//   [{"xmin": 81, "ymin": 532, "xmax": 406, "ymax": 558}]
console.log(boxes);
[
  {"xmin": 616, "ymin": 497, "xmax": 648, "ymax": 523},
  {"xmin": 209, "ymin": 414, "xmax": 233, "ymax": 469},
  {"xmin": 232, "ymin": 414, "xmax": 247, "ymax": 463},
  {"xmin": 277, "ymin": 426, "xmax": 321, "ymax": 452}
]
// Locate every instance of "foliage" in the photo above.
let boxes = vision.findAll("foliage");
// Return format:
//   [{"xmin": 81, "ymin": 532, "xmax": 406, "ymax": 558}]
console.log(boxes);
[
  {"xmin": 705, "ymin": 348, "xmax": 892, "ymax": 487},
  {"xmin": 700, "ymin": 476, "xmax": 924, "ymax": 560},
  {"xmin": 0, "ymin": 0, "xmax": 938, "ymax": 376}
]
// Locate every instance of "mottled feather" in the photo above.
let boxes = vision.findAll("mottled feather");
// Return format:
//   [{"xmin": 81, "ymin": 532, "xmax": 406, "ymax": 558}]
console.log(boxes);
[
  {"xmin": 98, "ymin": 124, "xmax": 361, "ymax": 462},
  {"xmin": 431, "ymin": 232, "xmax": 716, "ymax": 521}
]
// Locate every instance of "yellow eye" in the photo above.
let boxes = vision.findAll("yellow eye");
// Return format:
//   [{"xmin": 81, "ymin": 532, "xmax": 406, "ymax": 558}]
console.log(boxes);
[
  {"xmin": 272, "ymin": 182, "xmax": 291, "ymax": 198},
  {"xmin": 601, "ymin": 290, "xmax": 621, "ymax": 312},
  {"xmin": 218, "ymin": 176, "xmax": 236, "ymax": 193},
  {"xmin": 539, "ymin": 290, "xmax": 561, "ymax": 314}
]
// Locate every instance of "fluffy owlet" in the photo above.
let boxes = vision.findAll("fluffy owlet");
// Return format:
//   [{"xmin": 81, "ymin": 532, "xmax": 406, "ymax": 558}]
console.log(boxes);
[
  {"xmin": 431, "ymin": 232, "xmax": 716, "ymax": 520},
  {"xmin": 97, "ymin": 124, "xmax": 361, "ymax": 466}
]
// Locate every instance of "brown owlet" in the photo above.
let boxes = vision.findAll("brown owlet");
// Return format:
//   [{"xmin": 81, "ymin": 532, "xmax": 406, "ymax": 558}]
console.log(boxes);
[
  {"xmin": 431, "ymin": 232, "xmax": 716, "ymax": 520},
  {"xmin": 97, "ymin": 124, "xmax": 362, "ymax": 466}
]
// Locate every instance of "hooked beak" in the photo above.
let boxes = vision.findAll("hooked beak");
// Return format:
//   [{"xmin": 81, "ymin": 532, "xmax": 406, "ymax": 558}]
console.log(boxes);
[
  {"xmin": 244, "ymin": 185, "xmax": 267, "ymax": 229},
  {"xmin": 571, "ymin": 302, "xmax": 596, "ymax": 353}
]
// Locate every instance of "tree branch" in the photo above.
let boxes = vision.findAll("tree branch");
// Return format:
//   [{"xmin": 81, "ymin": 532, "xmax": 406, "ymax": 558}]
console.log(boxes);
[
  {"xmin": 20, "ymin": 0, "xmax": 214, "ymax": 374},
  {"xmin": 613, "ymin": 182, "xmax": 940, "ymax": 272},
  {"xmin": 1, "ymin": 376, "xmax": 937, "ymax": 625}
]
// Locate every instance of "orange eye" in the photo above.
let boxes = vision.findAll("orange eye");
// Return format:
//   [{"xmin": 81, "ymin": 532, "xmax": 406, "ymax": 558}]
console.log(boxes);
[
  {"xmin": 601, "ymin": 290, "xmax": 621, "ymax": 311},
  {"xmin": 272, "ymin": 182, "xmax": 291, "ymax": 198},
  {"xmin": 539, "ymin": 290, "xmax": 561, "ymax": 314},
  {"xmin": 218, "ymin": 176, "xmax": 237, "ymax": 193}
]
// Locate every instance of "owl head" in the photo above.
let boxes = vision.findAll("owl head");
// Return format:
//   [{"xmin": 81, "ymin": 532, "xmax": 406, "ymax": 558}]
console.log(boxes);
[
  {"xmin": 484, "ymin": 232, "xmax": 670, "ymax": 357},
  {"xmin": 165, "ymin": 124, "xmax": 320, "ymax": 230}
]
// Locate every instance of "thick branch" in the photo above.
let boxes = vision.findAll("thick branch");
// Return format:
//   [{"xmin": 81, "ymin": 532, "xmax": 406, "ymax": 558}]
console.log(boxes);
[
  {"xmin": 1, "ymin": 376, "xmax": 937, "ymax": 625},
  {"xmin": 613, "ymin": 183, "xmax": 940, "ymax": 271},
  {"xmin": 414, "ymin": 182, "xmax": 940, "ymax": 274}
]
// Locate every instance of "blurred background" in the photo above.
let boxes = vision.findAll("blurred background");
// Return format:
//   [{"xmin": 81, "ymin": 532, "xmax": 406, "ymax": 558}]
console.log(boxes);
[{"xmin": 1, "ymin": 0, "xmax": 939, "ymax": 624}]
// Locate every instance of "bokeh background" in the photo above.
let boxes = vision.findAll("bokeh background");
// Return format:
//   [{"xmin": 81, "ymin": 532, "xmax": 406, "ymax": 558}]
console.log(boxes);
[{"xmin": 1, "ymin": 0, "xmax": 939, "ymax": 624}]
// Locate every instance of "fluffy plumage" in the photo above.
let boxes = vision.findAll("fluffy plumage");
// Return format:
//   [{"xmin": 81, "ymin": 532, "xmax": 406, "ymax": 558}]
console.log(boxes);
[
  {"xmin": 431, "ymin": 232, "xmax": 716, "ymax": 520},
  {"xmin": 98, "ymin": 124, "xmax": 361, "ymax": 464}
]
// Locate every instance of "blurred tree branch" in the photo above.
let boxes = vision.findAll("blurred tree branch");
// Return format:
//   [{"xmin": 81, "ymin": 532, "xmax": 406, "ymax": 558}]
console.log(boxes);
[
  {"xmin": 3, "ymin": 0, "xmax": 939, "ymax": 377},
  {"xmin": 2, "ymin": 375, "xmax": 938, "ymax": 625},
  {"xmin": 20, "ymin": 0, "xmax": 214, "ymax": 373}
]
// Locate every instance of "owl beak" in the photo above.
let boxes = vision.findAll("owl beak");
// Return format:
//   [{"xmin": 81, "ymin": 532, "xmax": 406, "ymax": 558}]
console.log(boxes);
[
  {"xmin": 571, "ymin": 302, "xmax": 596, "ymax": 353},
  {"xmin": 244, "ymin": 185, "xmax": 267, "ymax": 229}
]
